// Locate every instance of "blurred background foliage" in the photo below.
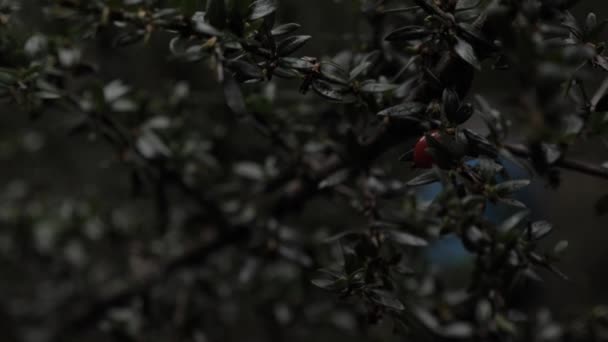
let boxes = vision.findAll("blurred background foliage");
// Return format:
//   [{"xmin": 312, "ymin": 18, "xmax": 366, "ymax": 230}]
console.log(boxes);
[{"xmin": 0, "ymin": 0, "xmax": 607, "ymax": 341}]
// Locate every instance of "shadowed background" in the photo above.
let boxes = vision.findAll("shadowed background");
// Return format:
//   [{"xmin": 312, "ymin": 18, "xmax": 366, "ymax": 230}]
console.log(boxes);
[{"xmin": 0, "ymin": 0, "xmax": 607, "ymax": 341}]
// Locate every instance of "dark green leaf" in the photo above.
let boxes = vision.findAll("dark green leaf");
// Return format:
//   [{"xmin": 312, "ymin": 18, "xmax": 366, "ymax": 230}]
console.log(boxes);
[
  {"xmin": 561, "ymin": 11, "xmax": 583, "ymax": 38},
  {"xmin": 349, "ymin": 61, "xmax": 371, "ymax": 80},
  {"xmin": 279, "ymin": 57, "xmax": 314, "ymax": 71},
  {"xmin": 476, "ymin": 300, "xmax": 492, "ymax": 322},
  {"xmin": 233, "ymin": 162, "xmax": 264, "ymax": 180},
  {"xmin": 322, "ymin": 230, "xmax": 363, "ymax": 243},
  {"xmin": 223, "ymin": 73, "xmax": 248, "ymax": 117},
  {"xmin": 413, "ymin": 307, "xmax": 440, "ymax": 330},
  {"xmin": 249, "ymin": 0, "xmax": 277, "ymax": 20},
  {"xmin": 449, "ymin": 102, "xmax": 473, "ymax": 125},
  {"xmin": 191, "ymin": 12, "xmax": 224, "ymax": 36},
  {"xmin": 496, "ymin": 197, "xmax": 527, "ymax": 209},
  {"xmin": 498, "ymin": 211, "xmax": 529, "ymax": 234},
  {"xmin": 0, "ymin": 70, "xmax": 16, "ymax": 86},
  {"xmin": 272, "ymin": 67, "xmax": 299, "ymax": 79},
  {"xmin": 359, "ymin": 82, "xmax": 398, "ymax": 93},
  {"xmin": 406, "ymin": 170, "xmax": 439, "ymax": 187},
  {"xmin": 554, "ymin": 240, "xmax": 569, "ymax": 255},
  {"xmin": 386, "ymin": 230, "xmax": 428, "ymax": 247},
  {"xmin": 454, "ymin": 38, "xmax": 481, "ymax": 70},
  {"xmin": 103, "ymin": 80, "xmax": 130, "ymax": 102},
  {"xmin": 541, "ymin": 143, "xmax": 562, "ymax": 164},
  {"xmin": 424, "ymin": 133, "xmax": 455, "ymax": 166},
  {"xmin": 522, "ymin": 268, "xmax": 543, "ymax": 282},
  {"xmin": 442, "ymin": 88, "xmax": 460, "ymax": 118},
  {"xmin": 318, "ymin": 169, "xmax": 349, "ymax": 189},
  {"xmin": 343, "ymin": 249, "xmax": 360, "ymax": 274},
  {"xmin": 595, "ymin": 55, "xmax": 608, "ymax": 72},
  {"xmin": 441, "ymin": 322, "xmax": 473, "ymax": 339},
  {"xmin": 35, "ymin": 90, "xmax": 61, "ymax": 100},
  {"xmin": 136, "ymin": 129, "xmax": 171, "ymax": 159},
  {"xmin": 464, "ymin": 129, "xmax": 497, "ymax": 157},
  {"xmin": 228, "ymin": 60, "xmax": 264, "ymax": 80},
  {"xmin": 311, "ymin": 278, "xmax": 347, "ymax": 291},
  {"xmin": 370, "ymin": 290, "xmax": 405, "ymax": 311},
  {"xmin": 495, "ymin": 179, "xmax": 530, "ymax": 195},
  {"xmin": 464, "ymin": 226, "xmax": 486, "ymax": 248},
  {"xmin": 319, "ymin": 61, "xmax": 349, "ymax": 85},
  {"xmin": 587, "ymin": 13, "xmax": 597, "ymax": 32},
  {"xmin": 529, "ymin": 221, "xmax": 553, "ymax": 240},
  {"xmin": 271, "ymin": 23, "xmax": 301, "ymax": 36},
  {"xmin": 278, "ymin": 245, "xmax": 312, "ymax": 267},
  {"xmin": 277, "ymin": 35, "xmax": 311, "ymax": 56},
  {"xmin": 499, "ymin": 148, "xmax": 534, "ymax": 176},
  {"xmin": 457, "ymin": 23, "xmax": 495, "ymax": 50},
  {"xmin": 312, "ymin": 79, "xmax": 356, "ymax": 103},
  {"xmin": 377, "ymin": 102, "xmax": 426, "ymax": 118},
  {"xmin": 385, "ymin": 26, "xmax": 431, "ymax": 41}
]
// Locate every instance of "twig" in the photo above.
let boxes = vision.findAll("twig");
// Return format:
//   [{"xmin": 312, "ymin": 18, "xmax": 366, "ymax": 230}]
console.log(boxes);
[{"xmin": 504, "ymin": 143, "xmax": 608, "ymax": 180}]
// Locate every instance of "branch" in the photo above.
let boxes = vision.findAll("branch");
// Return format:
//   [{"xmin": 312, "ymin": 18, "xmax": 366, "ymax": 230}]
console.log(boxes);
[
  {"xmin": 41, "ymin": 1, "xmax": 523, "ymax": 339},
  {"xmin": 504, "ymin": 143, "xmax": 608, "ymax": 180}
]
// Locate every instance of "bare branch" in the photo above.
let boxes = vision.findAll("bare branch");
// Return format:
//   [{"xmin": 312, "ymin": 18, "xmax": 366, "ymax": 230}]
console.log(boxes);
[{"xmin": 504, "ymin": 143, "xmax": 608, "ymax": 180}]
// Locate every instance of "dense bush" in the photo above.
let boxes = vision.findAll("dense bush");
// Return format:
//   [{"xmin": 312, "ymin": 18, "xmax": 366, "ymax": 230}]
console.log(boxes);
[{"xmin": 1, "ymin": 0, "xmax": 608, "ymax": 341}]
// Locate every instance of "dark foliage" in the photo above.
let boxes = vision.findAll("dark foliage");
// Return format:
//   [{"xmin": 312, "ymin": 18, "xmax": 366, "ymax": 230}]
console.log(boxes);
[{"xmin": 0, "ymin": 0, "xmax": 608, "ymax": 341}]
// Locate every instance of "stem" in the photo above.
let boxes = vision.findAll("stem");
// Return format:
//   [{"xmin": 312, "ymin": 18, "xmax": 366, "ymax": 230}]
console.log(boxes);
[{"xmin": 504, "ymin": 143, "xmax": 608, "ymax": 180}]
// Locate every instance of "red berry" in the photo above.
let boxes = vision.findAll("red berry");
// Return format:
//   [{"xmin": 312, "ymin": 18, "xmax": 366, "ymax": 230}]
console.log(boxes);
[{"xmin": 413, "ymin": 131, "xmax": 440, "ymax": 168}]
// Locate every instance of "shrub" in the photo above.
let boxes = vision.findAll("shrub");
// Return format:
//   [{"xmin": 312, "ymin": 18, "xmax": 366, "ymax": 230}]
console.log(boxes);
[{"xmin": 1, "ymin": 0, "xmax": 608, "ymax": 341}]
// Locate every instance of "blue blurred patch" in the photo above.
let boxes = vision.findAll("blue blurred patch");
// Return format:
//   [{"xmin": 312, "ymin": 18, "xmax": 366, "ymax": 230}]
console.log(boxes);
[
  {"xmin": 415, "ymin": 158, "xmax": 535, "ymax": 268},
  {"xmin": 425, "ymin": 233, "xmax": 472, "ymax": 267}
]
